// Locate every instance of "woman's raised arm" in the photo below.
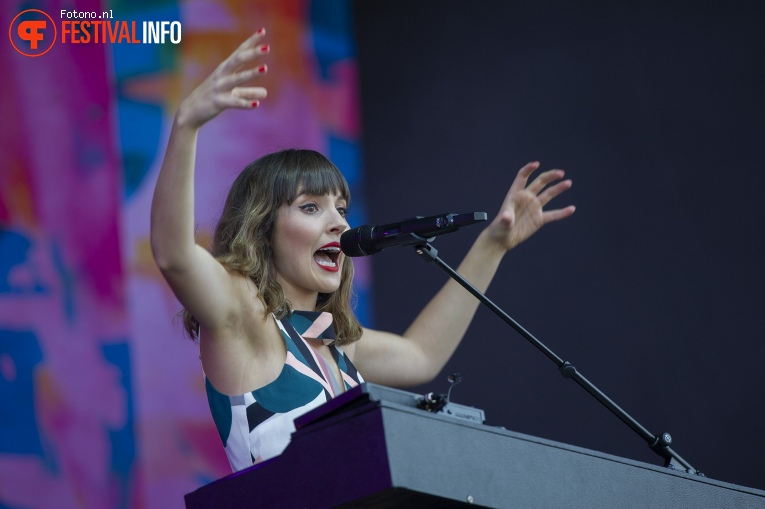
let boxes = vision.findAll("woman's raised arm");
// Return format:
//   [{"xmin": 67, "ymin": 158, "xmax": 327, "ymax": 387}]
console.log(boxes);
[
  {"xmin": 352, "ymin": 162, "xmax": 575, "ymax": 387},
  {"xmin": 150, "ymin": 30, "xmax": 269, "ymax": 333}
]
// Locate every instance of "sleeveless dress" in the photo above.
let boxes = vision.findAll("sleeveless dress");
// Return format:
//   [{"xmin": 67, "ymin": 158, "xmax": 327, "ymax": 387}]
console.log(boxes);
[{"xmin": 204, "ymin": 310, "xmax": 364, "ymax": 472}]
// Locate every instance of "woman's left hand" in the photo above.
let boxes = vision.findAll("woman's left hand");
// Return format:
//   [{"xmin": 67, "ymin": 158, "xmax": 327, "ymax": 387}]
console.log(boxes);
[{"xmin": 484, "ymin": 161, "xmax": 575, "ymax": 251}]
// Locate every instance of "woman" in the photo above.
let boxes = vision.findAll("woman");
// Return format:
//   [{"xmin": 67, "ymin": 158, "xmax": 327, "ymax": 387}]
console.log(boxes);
[{"xmin": 150, "ymin": 29, "xmax": 575, "ymax": 472}]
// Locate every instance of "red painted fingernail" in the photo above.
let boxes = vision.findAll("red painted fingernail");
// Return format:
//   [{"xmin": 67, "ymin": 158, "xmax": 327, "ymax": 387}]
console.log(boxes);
[
  {"xmin": 260, "ymin": 44, "xmax": 269, "ymax": 52},
  {"xmin": 258, "ymin": 65, "xmax": 267, "ymax": 73},
  {"xmin": 257, "ymin": 27, "xmax": 265, "ymax": 35},
  {"xmin": 252, "ymin": 101, "xmax": 260, "ymax": 108}
]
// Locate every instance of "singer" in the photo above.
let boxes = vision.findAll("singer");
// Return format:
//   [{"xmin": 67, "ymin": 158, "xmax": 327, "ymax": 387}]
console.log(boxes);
[{"xmin": 150, "ymin": 29, "xmax": 575, "ymax": 473}]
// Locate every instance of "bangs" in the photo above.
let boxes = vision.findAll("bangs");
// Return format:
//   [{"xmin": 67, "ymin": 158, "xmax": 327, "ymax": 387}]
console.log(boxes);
[{"xmin": 274, "ymin": 150, "xmax": 351, "ymax": 205}]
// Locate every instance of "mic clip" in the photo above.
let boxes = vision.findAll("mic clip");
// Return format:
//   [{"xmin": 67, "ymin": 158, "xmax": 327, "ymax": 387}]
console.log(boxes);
[
  {"xmin": 416, "ymin": 392, "xmax": 447, "ymax": 413},
  {"xmin": 414, "ymin": 373, "xmax": 485, "ymax": 423},
  {"xmin": 415, "ymin": 372, "xmax": 463, "ymax": 413}
]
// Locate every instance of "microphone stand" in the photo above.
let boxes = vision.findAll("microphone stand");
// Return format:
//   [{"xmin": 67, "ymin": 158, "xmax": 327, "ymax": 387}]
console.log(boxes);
[{"xmin": 410, "ymin": 235, "xmax": 703, "ymax": 475}]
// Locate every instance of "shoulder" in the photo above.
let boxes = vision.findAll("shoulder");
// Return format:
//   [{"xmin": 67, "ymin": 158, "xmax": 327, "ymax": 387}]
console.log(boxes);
[
  {"xmin": 199, "ymin": 275, "xmax": 286, "ymax": 395},
  {"xmin": 343, "ymin": 328, "xmax": 432, "ymax": 387},
  {"xmin": 343, "ymin": 328, "xmax": 391, "ymax": 362}
]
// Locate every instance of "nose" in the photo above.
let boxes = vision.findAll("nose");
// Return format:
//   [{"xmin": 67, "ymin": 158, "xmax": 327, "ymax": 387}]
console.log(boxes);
[{"xmin": 327, "ymin": 208, "xmax": 348, "ymax": 234}]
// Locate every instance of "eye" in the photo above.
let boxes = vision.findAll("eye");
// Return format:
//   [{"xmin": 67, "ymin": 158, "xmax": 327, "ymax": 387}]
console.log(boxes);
[
  {"xmin": 299, "ymin": 203, "xmax": 318, "ymax": 213},
  {"xmin": 336, "ymin": 207, "xmax": 347, "ymax": 217}
]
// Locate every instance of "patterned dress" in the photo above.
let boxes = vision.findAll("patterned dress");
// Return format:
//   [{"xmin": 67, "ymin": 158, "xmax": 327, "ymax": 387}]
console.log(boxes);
[{"xmin": 204, "ymin": 310, "xmax": 364, "ymax": 472}]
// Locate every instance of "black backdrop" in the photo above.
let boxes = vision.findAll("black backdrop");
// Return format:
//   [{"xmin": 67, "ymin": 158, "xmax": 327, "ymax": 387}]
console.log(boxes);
[{"xmin": 352, "ymin": 0, "xmax": 765, "ymax": 492}]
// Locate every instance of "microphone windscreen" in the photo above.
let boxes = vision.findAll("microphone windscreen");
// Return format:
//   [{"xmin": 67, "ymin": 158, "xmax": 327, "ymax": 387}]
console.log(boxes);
[{"xmin": 340, "ymin": 224, "xmax": 376, "ymax": 257}]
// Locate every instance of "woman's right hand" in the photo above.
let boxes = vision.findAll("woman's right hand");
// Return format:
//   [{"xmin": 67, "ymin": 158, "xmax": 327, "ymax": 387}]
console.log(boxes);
[{"xmin": 176, "ymin": 29, "xmax": 270, "ymax": 129}]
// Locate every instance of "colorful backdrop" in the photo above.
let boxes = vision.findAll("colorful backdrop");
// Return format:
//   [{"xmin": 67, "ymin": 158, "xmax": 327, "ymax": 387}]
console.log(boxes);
[{"xmin": 1, "ymin": 1, "xmax": 368, "ymax": 507}]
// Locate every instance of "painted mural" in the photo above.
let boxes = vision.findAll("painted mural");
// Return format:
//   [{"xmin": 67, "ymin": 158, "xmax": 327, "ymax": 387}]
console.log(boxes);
[{"xmin": 0, "ymin": 0, "xmax": 369, "ymax": 507}]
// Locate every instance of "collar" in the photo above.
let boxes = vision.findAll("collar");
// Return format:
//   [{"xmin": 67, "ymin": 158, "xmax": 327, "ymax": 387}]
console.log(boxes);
[{"xmin": 287, "ymin": 310, "xmax": 336, "ymax": 345}]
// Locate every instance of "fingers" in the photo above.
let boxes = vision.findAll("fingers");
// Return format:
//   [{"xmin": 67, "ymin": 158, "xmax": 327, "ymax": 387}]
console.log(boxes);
[
  {"xmin": 218, "ymin": 63, "xmax": 268, "ymax": 90},
  {"xmin": 508, "ymin": 161, "xmax": 540, "ymax": 196},
  {"xmin": 218, "ymin": 86, "xmax": 268, "ymax": 110},
  {"xmin": 213, "ymin": 34, "xmax": 269, "ymax": 106},
  {"xmin": 510, "ymin": 161, "xmax": 572, "ymax": 201},
  {"xmin": 240, "ymin": 27, "xmax": 267, "ymax": 49},
  {"xmin": 231, "ymin": 86, "xmax": 268, "ymax": 101},
  {"xmin": 542, "ymin": 205, "xmax": 576, "ymax": 224},
  {"xmin": 505, "ymin": 161, "xmax": 575, "ymax": 219},
  {"xmin": 215, "ymin": 94, "xmax": 261, "ymax": 110},
  {"xmin": 526, "ymin": 168, "xmax": 565, "ymax": 196},
  {"xmin": 219, "ymin": 28, "xmax": 269, "ymax": 74},
  {"xmin": 537, "ymin": 178, "xmax": 572, "ymax": 208},
  {"xmin": 178, "ymin": 29, "xmax": 271, "ymax": 127}
]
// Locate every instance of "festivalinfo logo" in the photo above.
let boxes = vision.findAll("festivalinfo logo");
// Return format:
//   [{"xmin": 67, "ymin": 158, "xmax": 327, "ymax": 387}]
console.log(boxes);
[{"xmin": 9, "ymin": 8, "xmax": 182, "ymax": 57}]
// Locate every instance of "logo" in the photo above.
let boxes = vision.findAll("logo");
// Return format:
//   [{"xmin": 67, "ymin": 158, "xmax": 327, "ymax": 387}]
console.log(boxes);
[
  {"xmin": 9, "ymin": 8, "xmax": 182, "ymax": 57},
  {"xmin": 9, "ymin": 9, "xmax": 57, "ymax": 57}
]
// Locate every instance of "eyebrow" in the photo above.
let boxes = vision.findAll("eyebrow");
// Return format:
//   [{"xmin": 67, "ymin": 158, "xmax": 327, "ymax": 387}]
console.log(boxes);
[{"xmin": 295, "ymin": 192, "xmax": 347, "ymax": 202}]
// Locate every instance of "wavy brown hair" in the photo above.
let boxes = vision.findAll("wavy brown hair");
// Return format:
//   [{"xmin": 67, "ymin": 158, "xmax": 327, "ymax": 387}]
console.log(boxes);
[{"xmin": 181, "ymin": 149, "xmax": 363, "ymax": 345}]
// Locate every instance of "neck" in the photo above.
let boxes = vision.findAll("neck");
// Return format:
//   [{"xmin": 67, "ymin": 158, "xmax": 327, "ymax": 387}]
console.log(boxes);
[
  {"xmin": 284, "ymin": 291, "xmax": 318, "ymax": 311},
  {"xmin": 275, "ymin": 274, "xmax": 319, "ymax": 311}
]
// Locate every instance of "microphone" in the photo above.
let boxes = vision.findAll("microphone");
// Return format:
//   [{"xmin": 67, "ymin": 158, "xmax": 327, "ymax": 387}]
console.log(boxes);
[{"xmin": 340, "ymin": 212, "xmax": 487, "ymax": 257}]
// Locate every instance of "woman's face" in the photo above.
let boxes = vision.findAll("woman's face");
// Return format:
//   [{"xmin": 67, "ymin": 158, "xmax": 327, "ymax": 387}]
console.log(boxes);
[{"xmin": 271, "ymin": 191, "xmax": 349, "ymax": 309}]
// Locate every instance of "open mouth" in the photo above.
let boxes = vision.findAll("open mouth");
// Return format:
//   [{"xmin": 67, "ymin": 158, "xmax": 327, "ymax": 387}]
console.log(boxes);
[{"xmin": 314, "ymin": 244, "xmax": 341, "ymax": 271}]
